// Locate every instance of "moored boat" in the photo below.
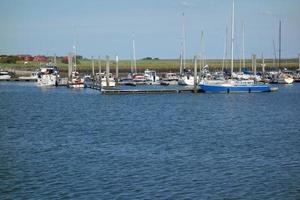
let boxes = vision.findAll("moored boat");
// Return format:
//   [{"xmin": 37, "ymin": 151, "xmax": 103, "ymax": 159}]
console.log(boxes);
[
  {"xmin": 37, "ymin": 64, "xmax": 59, "ymax": 87},
  {"xmin": 199, "ymin": 0, "xmax": 276, "ymax": 93},
  {"xmin": 144, "ymin": 69, "xmax": 160, "ymax": 85},
  {"xmin": 0, "ymin": 70, "xmax": 11, "ymax": 80},
  {"xmin": 68, "ymin": 71, "xmax": 85, "ymax": 88},
  {"xmin": 97, "ymin": 72, "xmax": 116, "ymax": 87},
  {"xmin": 200, "ymin": 80, "xmax": 272, "ymax": 93}
]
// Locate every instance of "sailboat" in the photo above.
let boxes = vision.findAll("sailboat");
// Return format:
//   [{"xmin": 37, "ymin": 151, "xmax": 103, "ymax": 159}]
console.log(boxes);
[
  {"xmin": 271, "ymin": 21, "xmax": 294, "ymax": 84},
  {"xmin": 67, "ymin": 46, "xmax": 85, "ymax": 88},
  {"xmin": 199, "ymin": 0, "xmax": 275, "ymax": 93},
  {"xmin": 178, "ymin": 12, "xmax": 198, "ymax": 86}
]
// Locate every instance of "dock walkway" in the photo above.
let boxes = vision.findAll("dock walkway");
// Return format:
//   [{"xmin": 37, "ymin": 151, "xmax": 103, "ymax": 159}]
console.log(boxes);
[{"xmin": 101, "ymin": 88, "xmax": 197, "ymax": 94}]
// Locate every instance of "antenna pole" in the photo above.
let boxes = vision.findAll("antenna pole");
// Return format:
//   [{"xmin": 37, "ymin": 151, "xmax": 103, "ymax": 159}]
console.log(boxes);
[
  {"xmin": 279, "ymin": 20, "xmax": 281, "ymax": 69},
  {"xmin": 231, "ymin": 0, "xmax": 235, "ymax": 78}
]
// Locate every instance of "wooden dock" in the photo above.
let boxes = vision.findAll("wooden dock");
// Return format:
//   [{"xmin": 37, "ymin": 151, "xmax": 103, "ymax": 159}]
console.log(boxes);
[
  {"xmin": 101, "ymin": 88, "xmax": 197, "ymax": 94},
  {"xmin": 0, "ymin": 78, "xmax": 37, "ymax": 82}
]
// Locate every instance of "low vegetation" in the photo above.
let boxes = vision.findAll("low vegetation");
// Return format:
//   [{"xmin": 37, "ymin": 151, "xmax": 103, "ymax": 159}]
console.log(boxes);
[{"xmin": 1, "ymin": 56, "xmax": 299, "ymax": 75}]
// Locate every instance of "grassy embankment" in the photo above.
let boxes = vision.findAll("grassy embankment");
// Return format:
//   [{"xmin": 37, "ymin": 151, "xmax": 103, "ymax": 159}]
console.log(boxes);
[{"xmin": 1, "ymin": 58, "xmax": 299, "ymax": 76}]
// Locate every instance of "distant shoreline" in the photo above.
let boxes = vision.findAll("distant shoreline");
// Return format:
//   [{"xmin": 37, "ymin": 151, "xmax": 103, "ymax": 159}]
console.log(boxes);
[{"xmin": 1, "ymin": 58, "xmax": 299, "ymax": 76}]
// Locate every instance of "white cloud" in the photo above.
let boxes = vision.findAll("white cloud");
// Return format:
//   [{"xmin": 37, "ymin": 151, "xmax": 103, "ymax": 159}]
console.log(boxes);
[{"xmin": 180, "ymin": 1, "xmax": 189, "ymax": 7}]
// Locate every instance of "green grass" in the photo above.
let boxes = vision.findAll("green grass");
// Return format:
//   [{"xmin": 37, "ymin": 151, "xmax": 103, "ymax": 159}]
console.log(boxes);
[{"xmin": 1, "ymin": 58, "xmax": 299, "ymax": 74}]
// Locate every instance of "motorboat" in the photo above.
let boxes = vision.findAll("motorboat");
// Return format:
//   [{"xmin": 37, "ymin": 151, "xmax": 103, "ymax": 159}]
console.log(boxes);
[
  {"xmin": 144, "ymin": 69, "xmax": 160, "ymax": 85},
  {"xmin": 160, "ymin": 73, "xmax": 179, "ymax": 85},
  {"xmin": 37, "ymin": 65, "xmax": 59, "ymax": 87},
  {"xmin": 68, "ymin": 71, "xmax": 85, "ymax": 88},
  {"xmin": 0, "ymin": 70, "xmax": 11, "ymax": 80},
  {"xmin": 97, "ymin": 72, "xmax": 116, "ymax": 87}
]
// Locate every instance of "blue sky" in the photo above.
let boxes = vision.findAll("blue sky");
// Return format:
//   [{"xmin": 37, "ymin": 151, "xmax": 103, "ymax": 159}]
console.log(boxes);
[{"xmin": 0, "ymin": 0, "xmax": 299, "ymax": 59}]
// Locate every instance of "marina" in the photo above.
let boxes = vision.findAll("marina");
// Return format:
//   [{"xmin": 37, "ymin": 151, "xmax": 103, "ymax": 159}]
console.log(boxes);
[{"xmin": 1, "ymin": 0, "xmax": 300, "ymax": 199}]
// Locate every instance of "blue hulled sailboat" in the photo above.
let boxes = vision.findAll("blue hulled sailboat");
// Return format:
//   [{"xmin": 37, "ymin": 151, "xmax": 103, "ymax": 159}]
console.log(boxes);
[{"xmin": 199, "ymin": 0, "xmax": 276, "ymax": 93}]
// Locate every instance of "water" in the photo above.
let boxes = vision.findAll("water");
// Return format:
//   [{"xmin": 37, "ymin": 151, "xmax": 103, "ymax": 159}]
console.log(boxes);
[{"xmin": 1, "ymin": 82, "xmax": 300, "ymax": 199}]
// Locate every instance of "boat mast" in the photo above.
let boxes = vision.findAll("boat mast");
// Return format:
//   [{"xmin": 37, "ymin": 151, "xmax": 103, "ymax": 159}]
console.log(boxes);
[
  {"xmin": 73, "ymin": 45, "xmax": 77, "ymax": 72},
  {"xmin": 242, "ymin": 21, "xmax": 245, "ymax": 71},
  {"xmin": 279, "ymin": 20, "xmax": 281, "ymax": 69},
  {"xmin": 179, "ymin": 53, "xmax": 183, "ymax": 75},
  {"xmin": 222, "ymin": 27, "xmax": 228, "ymax": 72},
  {"xmin": 182, "ymin": 12, "xmax": 186, "ymax": 70},
  {"xmin": 273, "ymin": 39, "xmax": 277, "ymax": 69},
  {"xmin": 132, "ymin": 38, "xmax": 137, "ymax": 74},
  {"xmin": 200, "ymin": 31, "xmax": 204, "ymax": 72},
  {"xmin": 231, "ymin": 0, "xmax": 235, "ymax": 78}
]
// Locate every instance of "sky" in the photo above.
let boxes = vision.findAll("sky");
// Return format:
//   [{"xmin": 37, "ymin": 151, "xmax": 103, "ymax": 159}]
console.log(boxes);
[{"xmin": 0, "ymin": 0, "xmax": 300, "ymax": 59}]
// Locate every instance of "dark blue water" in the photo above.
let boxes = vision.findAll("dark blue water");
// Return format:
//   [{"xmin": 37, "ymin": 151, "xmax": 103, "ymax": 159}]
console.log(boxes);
[{"xmin": 1, "ymin": 82, "xmax": 300, "ymax": 199}]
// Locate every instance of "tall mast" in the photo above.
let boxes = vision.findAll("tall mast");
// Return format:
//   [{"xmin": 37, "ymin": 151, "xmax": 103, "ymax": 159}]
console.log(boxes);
[
  {"xmin": 231, "ymin": 0, "xmax": 235, "ymax": 78},
  {"xmin": 242, "ymin": 21, "xmax": 245, "ymax": 70},
  {"xmin": 73, "ymin": 45, "xmax": 77, "ymax": 72},
  {"xmin": 279, "ymin": 20, "xmax": 281, "ymax": 69},
  {"xmin": 132, "ymin": 38, "xmax": 137, "ymax": 74},
  {"xmin": 200, "ymin": 31, "xmax": 204, "ymax": 71},
  {"xmin": 179, "ymin": 53, "xmax": 183, "ymax": 75},
  {"xmin": 222, "ymin": 27, "xmax": 228, "ymax": 72},
  {"xmin": 298, "ymin": 53, "xmax": 300, "ymax": 70},
  {"xmin": 182, "ymin": 12, "xmax": 186, "ymax": 70},
  {"xmin": 273, "ymin": 39, "xmax": 277, "ymax": 68}
]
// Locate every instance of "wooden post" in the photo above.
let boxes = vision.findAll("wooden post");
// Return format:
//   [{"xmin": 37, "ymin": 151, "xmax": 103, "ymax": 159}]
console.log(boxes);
[
  {"xmin": 179, "ymin": 54, "xmax": 183, "ymax": 75},
  {"xmin": 252, "ymin": 54, "xmax": 256, "ymax": 82},
  {"xmin": 92, "ymin": 56, "xmax": 95, "ymax": 78},
  {"xmin": 98, "ymin": 56, "xmax": 102, "ymax": 87},
  {"xmin": 54, "ymin": 54, "xmax": 57, "ymax": 66},
  {"xmin": 98, "ymin": 56, "xmax": 102, "ymax": 74},
  {"xmin": 262, "ymin": 53, "xmax": 265, "ymax": 74},
  {"xmin": 115, "ymin": 55, "xmax": 119, "ymax": 85},
  {"xmin": 194, "ymin": 55, "xmax": 198, "ymax": 93},
  {"xmin": 68, "ymin": 53, "xmax": 73, "ymax": 80},
  {"xmin": 106, "ymin": 55, "xmax": 110, "ymax": 87}
]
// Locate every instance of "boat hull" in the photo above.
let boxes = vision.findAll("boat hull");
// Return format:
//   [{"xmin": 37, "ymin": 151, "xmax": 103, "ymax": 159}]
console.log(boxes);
[
  {"xmin": 277, "ymin": 77, "xmax": 294, "ymax": 84},
  {"xmin": 37, "ymin": 75, "xmax": 57, "ymax": 87},
  {"xmin": 68, "ymin": 83, "xmax": 85, "ymax": 88},
  {"xmin": 199, "ymin": 84, "xmax": 272, "ymax": 93}
]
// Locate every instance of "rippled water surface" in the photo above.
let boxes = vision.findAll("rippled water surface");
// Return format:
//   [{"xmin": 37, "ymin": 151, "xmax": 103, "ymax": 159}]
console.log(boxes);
[{"xmin": 1, "ymin": 82, "xmax": 300, "ymax": 199}]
